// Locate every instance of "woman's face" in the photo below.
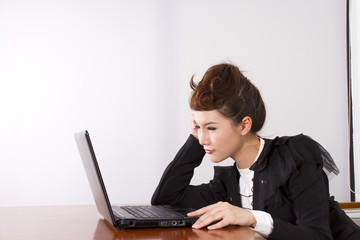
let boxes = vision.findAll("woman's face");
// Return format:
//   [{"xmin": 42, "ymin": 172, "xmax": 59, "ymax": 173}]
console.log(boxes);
[{"xmin": 193, "ymin": 110, "xmax": 244, "ymax": 163}]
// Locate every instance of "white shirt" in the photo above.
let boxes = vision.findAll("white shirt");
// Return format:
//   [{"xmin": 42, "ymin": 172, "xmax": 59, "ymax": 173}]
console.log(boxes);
[{"xmin": 237, "ymin": 138, "xmax": 274, "ymax": 237}]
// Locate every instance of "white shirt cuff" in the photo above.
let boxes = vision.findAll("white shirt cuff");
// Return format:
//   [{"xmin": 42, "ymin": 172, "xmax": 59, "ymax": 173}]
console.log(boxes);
[{"xmin": 250, "ymin": 210, "xmax": 274, "ymax": 237}]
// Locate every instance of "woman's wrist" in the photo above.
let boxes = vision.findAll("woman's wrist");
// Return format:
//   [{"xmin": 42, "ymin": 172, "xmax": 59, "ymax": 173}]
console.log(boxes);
[{"xmin": 250, "ymin": 213, "xmax": 257, "ymax": 228}]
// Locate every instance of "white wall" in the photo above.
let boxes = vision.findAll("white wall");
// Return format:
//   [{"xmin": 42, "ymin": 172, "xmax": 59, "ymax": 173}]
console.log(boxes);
[{"xmin": 0, "ymin": 0, "xmax": 349, "ymax": 206}]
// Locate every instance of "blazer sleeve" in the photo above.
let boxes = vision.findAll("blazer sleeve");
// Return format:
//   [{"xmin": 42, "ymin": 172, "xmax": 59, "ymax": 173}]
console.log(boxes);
[
  {"xmin": 268, "ymin": 136, "xmax": 332, "ymax": 240},
  {"xmin": 151, "ymin": 135, "xmax": 219, "ymax": 209}
]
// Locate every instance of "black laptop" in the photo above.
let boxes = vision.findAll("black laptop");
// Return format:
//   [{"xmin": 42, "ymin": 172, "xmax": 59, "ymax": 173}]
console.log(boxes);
[{"xmin": 74, "ymin": 130, "xmax": 198, "ymax": 229}]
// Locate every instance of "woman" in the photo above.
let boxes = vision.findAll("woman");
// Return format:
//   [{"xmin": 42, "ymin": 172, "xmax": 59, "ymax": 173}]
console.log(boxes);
[{"xmin": 151, "ymin": 63, "xmax": 360, "ymax": 239}]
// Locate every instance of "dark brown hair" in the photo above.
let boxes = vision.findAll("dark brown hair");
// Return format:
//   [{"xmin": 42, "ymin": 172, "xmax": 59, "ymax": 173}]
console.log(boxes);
[{"xmin": 189, "ymin": 63, "xmax": 266, "ymax": 133}]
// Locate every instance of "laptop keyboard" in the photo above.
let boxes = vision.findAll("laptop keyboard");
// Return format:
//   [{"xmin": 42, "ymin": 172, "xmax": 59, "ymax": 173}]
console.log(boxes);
[{"xmin": 120, "ymin": 206, "xmax": 181, "ymax": 219}]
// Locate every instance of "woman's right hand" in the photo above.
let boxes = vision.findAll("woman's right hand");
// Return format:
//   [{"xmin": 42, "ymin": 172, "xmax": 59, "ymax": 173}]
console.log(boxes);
[
  {"xmin": 187, "ymin": 201, "xmax": 257, "ymax": 230},
  {"xmin": 190, "ymin": 113, "xmax": 199, "ymax": 140}
]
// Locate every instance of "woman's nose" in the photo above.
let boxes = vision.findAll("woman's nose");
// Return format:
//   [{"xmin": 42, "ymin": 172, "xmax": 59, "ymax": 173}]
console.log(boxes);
[{"xmin": 198, "ymin": 130, "xmax": 209, "ymax": 146}]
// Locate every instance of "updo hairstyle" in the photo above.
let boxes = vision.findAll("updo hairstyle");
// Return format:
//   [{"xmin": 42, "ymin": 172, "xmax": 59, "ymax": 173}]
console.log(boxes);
[{"xmin": 189, "ymin": 63, "xmax": 266, "ymax": 133}]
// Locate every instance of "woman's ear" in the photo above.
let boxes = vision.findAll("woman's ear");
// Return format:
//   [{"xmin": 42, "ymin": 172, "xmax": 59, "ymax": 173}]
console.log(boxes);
[{"xmin": 238, "ymin": 116, "xmax": 252, "ymax": 135}]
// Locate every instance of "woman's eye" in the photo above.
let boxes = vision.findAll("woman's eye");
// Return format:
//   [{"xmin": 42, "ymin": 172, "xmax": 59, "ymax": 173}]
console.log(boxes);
[{"xmin": 207, "ymin": 127, "xmax": 216, "ymax": 131}]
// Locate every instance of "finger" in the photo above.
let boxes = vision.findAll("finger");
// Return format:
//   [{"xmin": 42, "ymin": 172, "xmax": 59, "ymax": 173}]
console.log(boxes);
[
  {"xmin": 187, "ymin": 209, "xmax": 204, "ymax": 217},
  {"xmin": 191, "ymin": 113, "xmax": 195, "ymax": 122},
  {"xmin": 187, "ymin": 204, "xmax": 217, "ymax": 217},
  {"xmin": 192, "ymin": 214, "xmax": 222, "ymax": 229},
  {"xmin": 189, "ymin": 115, "xmax": 199, "ymax": 140},
  {"xmin": 207, "ymin": 220, "xmax": 228, "ymax": 230},
  {"xmin": 192, "ymin": 210, "xmax": 224, "ymax": 229},
  {"xmin": 190, "ymin": 114, "xmax": 196, "ymax": 126},
  {"xmin": 189, "ymin": 118, "xmax": 195, "ymax": 129},
  {"xmin": 188, "ymin": 201, "xmax": 226, "ymax": 217}
]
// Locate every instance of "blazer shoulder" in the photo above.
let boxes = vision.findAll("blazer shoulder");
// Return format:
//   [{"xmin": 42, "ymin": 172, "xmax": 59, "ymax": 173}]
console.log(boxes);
[
  {"xmin": 273, "ymin": 134, "xmax": 322, "ymax": 164},
  {"xmin": 274, "ymin": 133, "xmax": 315, "ymax": 146}
]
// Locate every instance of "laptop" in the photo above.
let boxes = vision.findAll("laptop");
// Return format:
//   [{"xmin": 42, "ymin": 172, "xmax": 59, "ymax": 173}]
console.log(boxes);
[{"xmin": 74, "ymin": 130, "xmax": 198, "ymax": 229}]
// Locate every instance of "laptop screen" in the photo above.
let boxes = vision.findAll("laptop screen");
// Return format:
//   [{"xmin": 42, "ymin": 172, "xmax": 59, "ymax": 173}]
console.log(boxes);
[{"xmin": 75, "ymin": 130, "xmax": 116, "ymax": 225}]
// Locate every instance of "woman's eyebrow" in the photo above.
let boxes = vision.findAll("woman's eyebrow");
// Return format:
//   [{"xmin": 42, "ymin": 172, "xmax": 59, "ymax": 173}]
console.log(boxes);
[{"xmin": 205, "ymin": 122, "xmax": 218, "ymax": 126}]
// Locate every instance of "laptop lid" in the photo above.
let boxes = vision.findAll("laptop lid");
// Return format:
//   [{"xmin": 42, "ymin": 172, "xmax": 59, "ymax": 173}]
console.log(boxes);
[{"xmin": 75, "ymin": 130, "xmax": 116, "ymax": 225}]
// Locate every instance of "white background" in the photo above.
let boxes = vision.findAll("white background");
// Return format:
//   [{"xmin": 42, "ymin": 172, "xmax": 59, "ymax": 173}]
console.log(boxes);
[{"xmin": 0, "ymin": 0, "xmax": 351, "ymax": 206}]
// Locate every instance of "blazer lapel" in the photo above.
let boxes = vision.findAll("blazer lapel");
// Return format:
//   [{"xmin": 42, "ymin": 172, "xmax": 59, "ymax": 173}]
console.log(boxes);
[{"xmin": 227, "ymin": 164, "xmax": 242, "ymax": 207}]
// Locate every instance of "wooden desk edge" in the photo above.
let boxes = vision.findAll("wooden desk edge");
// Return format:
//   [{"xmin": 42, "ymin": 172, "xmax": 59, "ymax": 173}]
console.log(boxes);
[{"xmin": 339, "ymin": 202, "xmax": 360, "ymax": 209}]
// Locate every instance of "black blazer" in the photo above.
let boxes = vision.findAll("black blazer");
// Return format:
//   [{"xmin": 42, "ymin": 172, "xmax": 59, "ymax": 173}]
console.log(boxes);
[{"xmin": 152, "ymin": 134, "xmax": 360, "ymax": 240}]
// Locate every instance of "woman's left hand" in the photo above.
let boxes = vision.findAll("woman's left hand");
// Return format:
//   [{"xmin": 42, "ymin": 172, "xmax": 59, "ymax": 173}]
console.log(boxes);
[
  {"xmin": 189, "ymin": 113, "xmax": 199, "ymax": 140},
  {"xmin": 187, "ymin": 201, "xmax": 257, "ymax": 230}
]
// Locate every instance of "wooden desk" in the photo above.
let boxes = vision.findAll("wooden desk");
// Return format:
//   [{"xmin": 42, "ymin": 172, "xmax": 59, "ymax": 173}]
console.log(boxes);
[{"xmin": 0, "ymin": 205, "xmax": 264, "ymax": 240}]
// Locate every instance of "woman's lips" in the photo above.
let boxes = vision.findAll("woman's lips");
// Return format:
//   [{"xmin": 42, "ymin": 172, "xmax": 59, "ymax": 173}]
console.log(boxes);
[{"xmin": 205, "ymin": 149, "xmax": 215, "ymax": 154}]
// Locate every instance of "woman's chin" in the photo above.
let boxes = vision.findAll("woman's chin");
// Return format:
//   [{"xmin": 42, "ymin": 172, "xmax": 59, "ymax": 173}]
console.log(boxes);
[{"xmin": 209, "ymin": 156, "xmax": 225, "ymax": 163}]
